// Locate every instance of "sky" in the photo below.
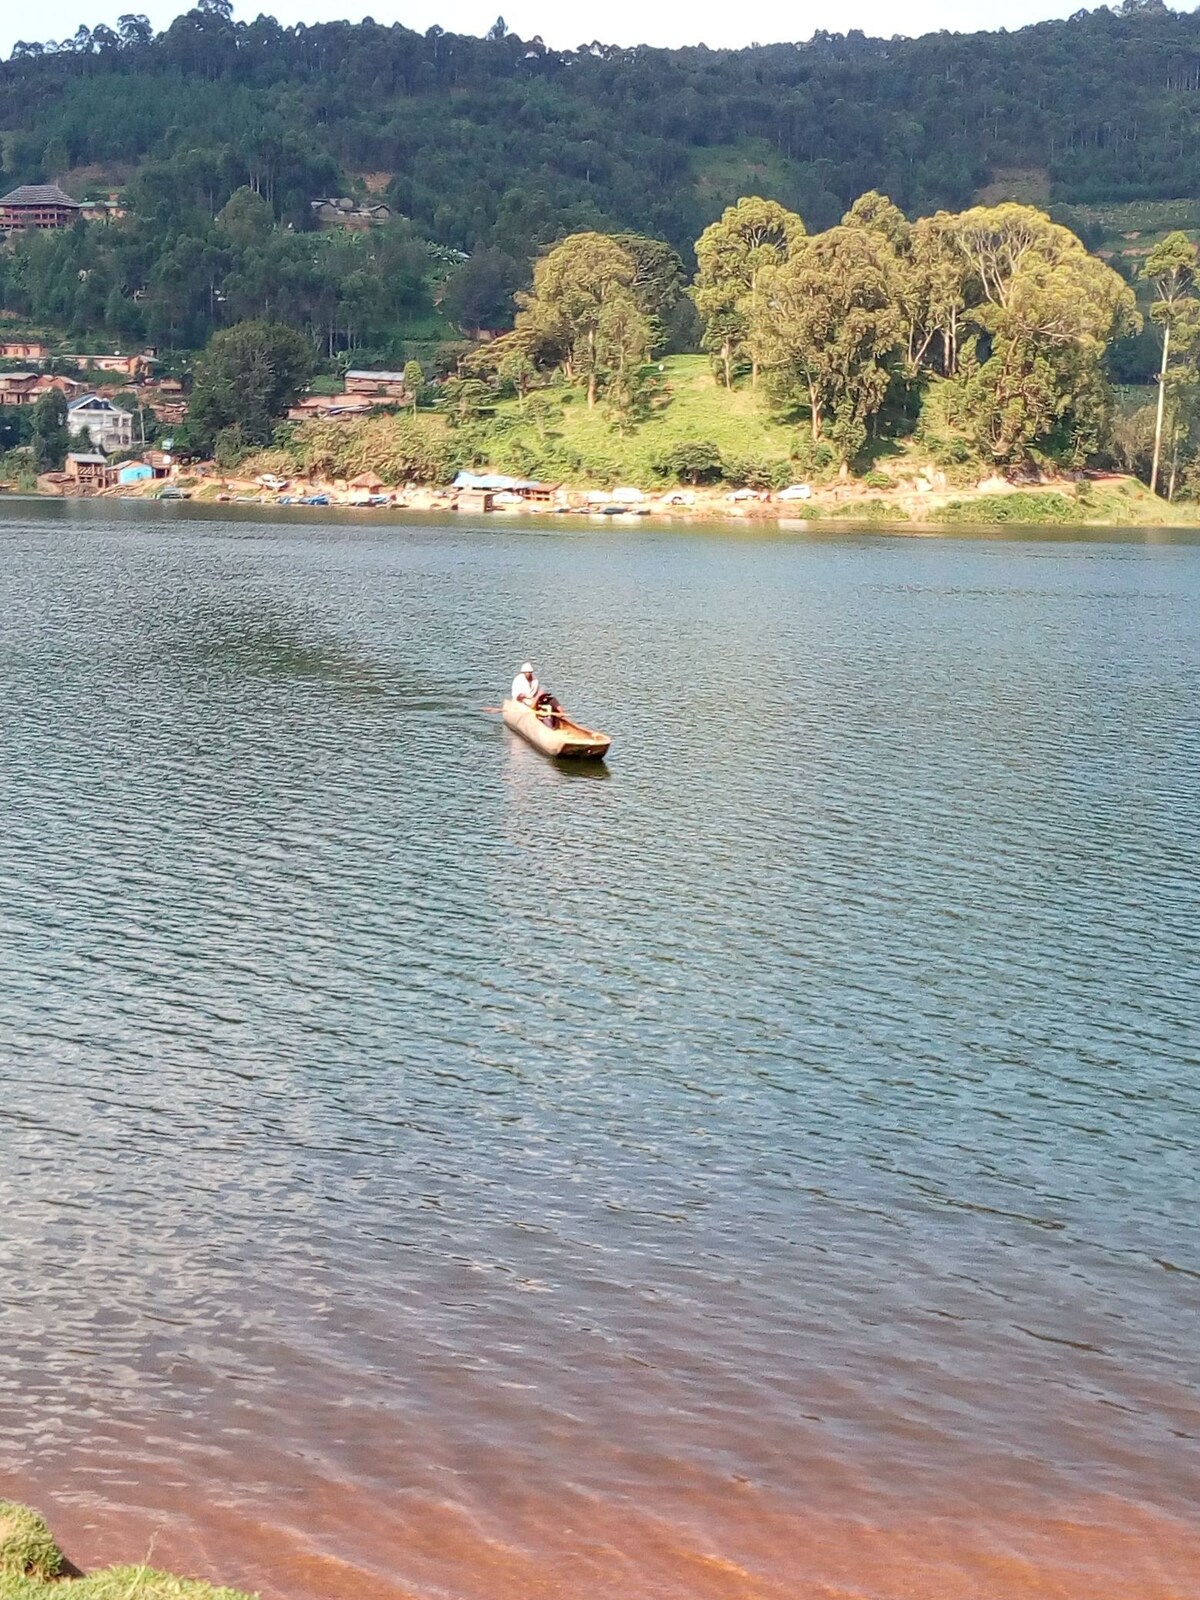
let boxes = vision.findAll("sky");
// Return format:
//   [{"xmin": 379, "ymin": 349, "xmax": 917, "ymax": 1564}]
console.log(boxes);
[{"xmin": 2, "ymin": 0, "xmax": 1108, "ymax": 58}]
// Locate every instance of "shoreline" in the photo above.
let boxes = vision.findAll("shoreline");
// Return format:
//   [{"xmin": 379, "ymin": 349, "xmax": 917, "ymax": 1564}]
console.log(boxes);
[{"xmin": 8, "ymin": 466, "xmax": 1200, "ymax": 529}]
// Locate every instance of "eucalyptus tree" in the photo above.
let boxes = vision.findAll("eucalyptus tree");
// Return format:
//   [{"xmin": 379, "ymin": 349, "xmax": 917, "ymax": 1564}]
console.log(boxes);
[
  {"xmin": 752, "ymin": 224, "xmax": 904, "ymax": 463},
  {"xmin": 951, "ymin": 204, "xmax": 1138, "ymax": 463},
  {"xmin": 513, "ymin": 232, "xmax": 650, "ymax": 408},
  {"xmin": 692, "ymin": 198, "xmax": 806, "ymax": 389},
  {"xmin": 1142, "ymin": 232, "xmax": 1200, "ymax": 494}
]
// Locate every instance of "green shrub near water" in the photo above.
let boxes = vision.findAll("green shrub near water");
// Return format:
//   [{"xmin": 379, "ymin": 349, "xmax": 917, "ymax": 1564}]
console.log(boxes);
[
  {"xmin": 0, "ymin": 1503, "xmax": 255, "ymax": 1600},
  {"xmin": 256, "ymin": 414, "xmax": 456, "ymax": 484},
  {"xmin": 929, "ymin": 491, "xmax": 1081, "ymax": 524}
]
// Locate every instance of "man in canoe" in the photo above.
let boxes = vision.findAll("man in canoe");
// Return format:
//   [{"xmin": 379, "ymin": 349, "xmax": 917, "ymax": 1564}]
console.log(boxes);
[{"xmin": 511, "ymin": 661, "xmax": 563, "ymax": 725}]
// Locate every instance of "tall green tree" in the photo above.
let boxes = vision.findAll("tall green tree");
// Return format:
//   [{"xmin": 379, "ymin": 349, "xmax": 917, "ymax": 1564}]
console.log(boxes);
[
  {"xmin": 752, "ymin": 225, "xmax": 903, "ymax": 462},
  {"xmin": 951, "ymin": 205, "xmax": 1138, "ymax": 464},
  {"xmin": 183, "ymin": 320, "xmax": 313, "ymax": 456},
  {"xmin": 513, "ymin": 232, "xmax": 650, "ymax": 408},
  {"xmin": 1142, "ymin": 232, "xmax": 1200, "ymax": 495},
  {"xmin": 611, "ymin": 234, "xmax": 685, "ymax": 330},
  {"xmin": 31, "ymin": 390, "xmax": 70, "ymax": 472},
  {"xmin": 692, "ymin": 198, "xmax": 806, "ymax": 389},
  {"xmin": 441, "ymin": 249, "xmax": 521, "ymax": 336},
  {"xmin": 217, "ymin": 185, "xmax": 275, "ymax": 248},
  {"xmin": 905, "ymin": 213, "xmax": 973, "ymax": 377}
]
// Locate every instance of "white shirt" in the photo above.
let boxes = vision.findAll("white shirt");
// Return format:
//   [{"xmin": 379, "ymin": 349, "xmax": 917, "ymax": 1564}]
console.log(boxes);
[{"xmin": 512, "ymin": 671, "xmax": 539, "ymax": 703}]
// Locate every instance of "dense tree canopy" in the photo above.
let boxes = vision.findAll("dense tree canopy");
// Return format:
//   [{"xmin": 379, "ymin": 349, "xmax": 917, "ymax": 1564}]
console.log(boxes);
[
  {"xmin": 180, "ymin": 319, "xmax": 313, "ymax": 457},
  {"xmin": 4, "ymin": 2, "xmax": 1200, "ymax": 264}
]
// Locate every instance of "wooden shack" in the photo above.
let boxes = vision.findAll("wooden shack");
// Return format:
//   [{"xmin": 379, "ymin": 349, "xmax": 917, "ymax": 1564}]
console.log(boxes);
[
  {"xmin": 65, "ymin": 452, "xmax": 113, "ymax": 487},
  {"xmin": 514, "ymin": 482, "xmax": 558, "ymax": 505}
]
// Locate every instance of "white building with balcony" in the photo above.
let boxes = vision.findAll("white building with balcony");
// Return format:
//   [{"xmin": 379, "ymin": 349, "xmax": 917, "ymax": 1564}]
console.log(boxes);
[{"xmin": 67, "ymin": 394, "xmax": 133, "ymax": 455}]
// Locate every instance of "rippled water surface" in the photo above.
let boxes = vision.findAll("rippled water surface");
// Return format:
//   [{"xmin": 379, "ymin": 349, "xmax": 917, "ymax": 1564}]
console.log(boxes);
[{"xmin": 1, "ymin": 501, "xmax": 1198, "ymax": 1600}]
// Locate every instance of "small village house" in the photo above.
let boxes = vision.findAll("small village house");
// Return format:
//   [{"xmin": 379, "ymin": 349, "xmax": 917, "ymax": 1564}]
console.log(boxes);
[
  {"xmin": 79, "ymin": 193, "xmax": 127, "ymax": 224},
  {"xmin": 32, "ymin": 375, "xmax": 86, "ymax": 402},
  {"xmin": 0, "ymin": 340, "xmax": 50, "ymax": 362},
  {"xmin": 0, "ymin": 372, "xmax": 42, "ymax": 406},
  {"xmin": 60, "ymin": 352, "xmax": 153, "ymax": 379},
  {"xmin": 65, "ymin": 452, "xmax": 113, "ymax": 487},
  {"xmin": 117, "ymin": 461, "xmax": 154, "ymax": 487},
  {"xmin": 514, "ymin": 482, "xmax": 558, "ymax": 505},
  {"xmin": 310, "ymin": 197, "xmax": 393, "ymax": 231},
  {"xmin": 151, "ymin": 399, "xmax": 189, "ymax": 426},
  {"xmin": 344, "ymin": 370, "xmax": 408, "ymax": 401},
  {"xmin": 67, "ymin": 394, "xmax": 133, "ymax": 453},
  {"xmin": 0, "ymin": 184, "xmax": 83, "ymax": 232},
  {"xmin": 454, "ymin": 489, "xmax": 495, "ymax": 514},
  {"xmin": 286, "ymin": 393, "xmax": 374, "ymax": 421}
]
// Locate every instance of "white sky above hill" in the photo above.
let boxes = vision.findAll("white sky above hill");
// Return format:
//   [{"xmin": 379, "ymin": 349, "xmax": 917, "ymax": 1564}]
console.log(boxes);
[{"xmin": 1, "ymin": 1, "xmax": 1135, "ymax": 59}]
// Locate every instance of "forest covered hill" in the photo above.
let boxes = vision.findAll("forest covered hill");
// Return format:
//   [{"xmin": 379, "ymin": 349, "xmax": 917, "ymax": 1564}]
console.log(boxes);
[{"xmin": 3, "ymin": 0, "xmax": 1200, "ymax": 261}]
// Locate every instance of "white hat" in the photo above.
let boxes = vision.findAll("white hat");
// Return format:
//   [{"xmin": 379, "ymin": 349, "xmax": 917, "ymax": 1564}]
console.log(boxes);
[{"xmin": 521, "ymin": 662, "xmax": 533, "ymax": 673}]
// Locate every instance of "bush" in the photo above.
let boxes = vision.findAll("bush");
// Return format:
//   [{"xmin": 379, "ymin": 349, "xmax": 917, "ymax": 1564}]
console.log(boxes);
[
  {"xmin": 929, "ymin": 490, "xmax": 1078, "ymax": 524},
  {"xmin": 652, "ymin": 438, "xmax": 723, "ymax": 484},
  {"xmin": 723, "ymin": 454, "xmax": 791, "ymax": 490},
  {"xmin": 833, "ymin": 497, "xmax": 894, "ymax": 521},
  {"xmin": 863, "ymin": 469, "xmax": 891, "ymax": 489},
  {"xmin": 213, "ymin": 424, "xmax": 248, "ymax": 470},
  {"xmin": 789, "ymin": 436, "xmax": 837, "ymax": 477},
  {"xmin": 249, "ymin": 413, "xmax": 456, "ymax": 484}
]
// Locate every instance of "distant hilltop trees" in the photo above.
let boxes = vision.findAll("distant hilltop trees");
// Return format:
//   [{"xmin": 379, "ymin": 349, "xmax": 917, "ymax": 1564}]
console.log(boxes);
[{"xmin": 3, "ymin": 1, "xmax": 1200, "ymax": 257}]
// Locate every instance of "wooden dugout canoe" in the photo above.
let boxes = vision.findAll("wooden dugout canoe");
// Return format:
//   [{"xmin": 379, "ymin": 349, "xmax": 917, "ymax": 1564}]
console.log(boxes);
[{"xmin": 502, "ymin": 697, "xmax": 611, "ymax": 760}]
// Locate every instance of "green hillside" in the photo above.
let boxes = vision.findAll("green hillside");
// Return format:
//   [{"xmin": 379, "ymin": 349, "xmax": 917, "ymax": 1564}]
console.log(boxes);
[{"xmin": 1, "ymin": 1, "xmax": 1200, "ymax": 359}]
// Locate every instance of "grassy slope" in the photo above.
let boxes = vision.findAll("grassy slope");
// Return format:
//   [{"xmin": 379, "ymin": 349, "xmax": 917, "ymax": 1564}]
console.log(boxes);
[
  {"xmin": 252, "ymin": 355, "xmax": 1199, "ymax": 521},
  {"xmin": 480, "ymin": 354, "xmax": 800, "ymax": 481}
]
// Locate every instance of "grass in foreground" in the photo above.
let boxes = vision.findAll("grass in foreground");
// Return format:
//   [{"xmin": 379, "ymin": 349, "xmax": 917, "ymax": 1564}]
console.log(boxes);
[{"xmin": 0, "ymin": 1503, "xmax": 255, "ymax": 1600}]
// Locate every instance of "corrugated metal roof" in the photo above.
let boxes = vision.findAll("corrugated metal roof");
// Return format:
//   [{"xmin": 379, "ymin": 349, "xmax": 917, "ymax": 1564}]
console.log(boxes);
[{"xmin": 0, "ymin": 184, "xmax": 82, "ymax": 208}]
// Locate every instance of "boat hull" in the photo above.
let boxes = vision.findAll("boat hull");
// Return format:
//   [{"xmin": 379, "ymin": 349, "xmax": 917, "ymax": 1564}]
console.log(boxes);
[{"xmin": 502, "ymin": 698, "xmax": 611, "ymax": 760}]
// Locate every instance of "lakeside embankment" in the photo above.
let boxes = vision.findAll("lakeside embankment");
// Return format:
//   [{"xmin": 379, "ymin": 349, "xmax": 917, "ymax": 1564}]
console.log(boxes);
[
  {"xmin": 10, "ymin": 355, "xmax": 1198, "ymax": 528},
  {"xmin": 17, "ymin": 466, "xmax": 1200, "ymax": 528},
  {"xmin": 0, "ymin": 1503, "xmax": 252, "ymax": 1600}
]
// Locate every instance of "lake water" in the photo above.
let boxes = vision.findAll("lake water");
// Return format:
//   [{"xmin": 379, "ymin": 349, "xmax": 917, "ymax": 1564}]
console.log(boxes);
[{"xmin": 0, "ymin": 501, "xmax": 1197, "ymax": 1600}]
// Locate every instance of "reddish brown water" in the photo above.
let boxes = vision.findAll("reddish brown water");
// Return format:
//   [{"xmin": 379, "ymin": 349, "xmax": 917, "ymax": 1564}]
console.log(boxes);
[{"xmin": 1, "ymin": 508, "xmax": 1197, "ymax": 1598}]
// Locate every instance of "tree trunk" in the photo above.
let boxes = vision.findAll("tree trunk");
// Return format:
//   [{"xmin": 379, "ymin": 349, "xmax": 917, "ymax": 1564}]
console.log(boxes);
[
  {"xmin": 722, "ymin": 338, "xmax": 732, "ymax": 391},
  {"xmin": 808, "ymin": 381, "xmax": 821, "ymax": 442},
  {"xmin": 750, "ymin": 271, "xmax": 759, "ymax": 388},
  {"xmin": 1151, "ymin": 319, "xmax": 1170, "ymax": 496}
]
